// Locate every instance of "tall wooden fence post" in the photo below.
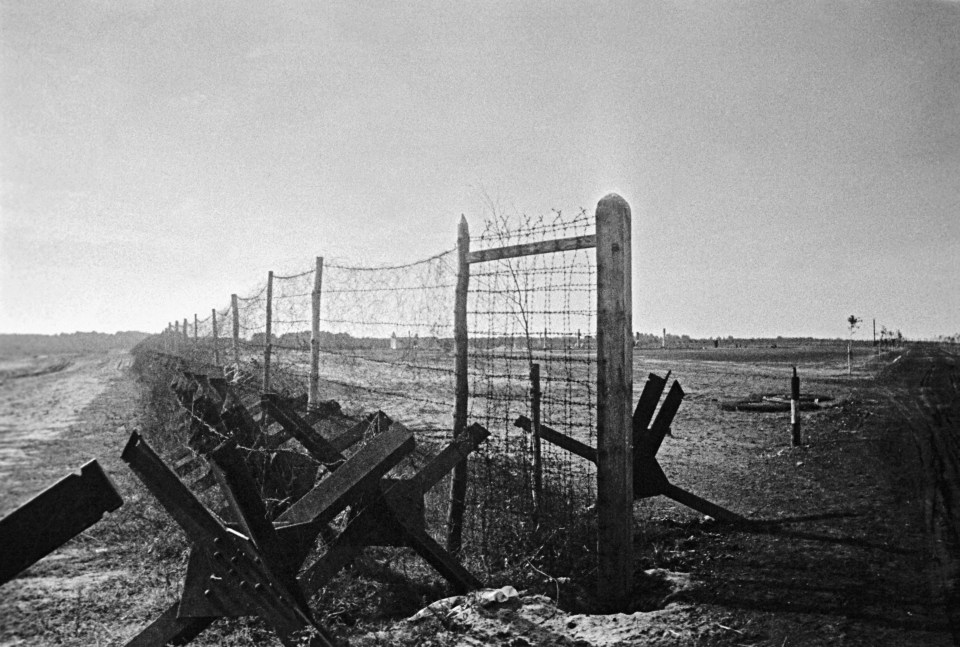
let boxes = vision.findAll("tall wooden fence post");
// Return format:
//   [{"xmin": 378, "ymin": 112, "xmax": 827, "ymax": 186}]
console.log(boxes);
[
  {"xmin": 183, "ymin": 318, "xmax": 189, "ymax": 344},
  {"xmin": 447, "ymin": 215, "xmax": 470, "ymax": 554},
  {"xmin": 791, "ymin": 366, "xmax": 801, "ymax": 446},
  {"xmin": 263, "ymin": 271, "xmax": 274, "ymax": 393},
  {"xmin": 531, "ymin": 363, "xmax": 543, "ymax": 518},
  {"xmin": 231, "ymin": 294, "xmax": 241, "ymax": 368},
  {"xmin": 310, "ymin": 257, "xmax": 323, "ymax": 409},
  {"xmin": 173, "ymin": 321, "xmax": 180, "ymax": 355},
  {"xmin": 595, "ymin": 193, "xmax": 634, "ymax": 611},
  {"xmin": 211, "ymin": 308, "xmax": 220, "ymax": 367}
]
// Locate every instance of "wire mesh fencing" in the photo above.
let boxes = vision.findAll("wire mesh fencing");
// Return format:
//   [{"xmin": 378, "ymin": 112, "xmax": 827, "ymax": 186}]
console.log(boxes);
[
  {"xmin": 148, "ymin": 207, "xmax": 601, "ymax": 582},
  {"xmin": 461, "ymin": 209, "xmax": 598, "ymax": 574}
]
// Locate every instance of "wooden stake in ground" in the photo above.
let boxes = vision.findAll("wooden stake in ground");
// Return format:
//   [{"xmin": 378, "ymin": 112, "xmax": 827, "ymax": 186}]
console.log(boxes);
[
  {"xmin": 791, "ymin": 366, "xmax": 801, "ymax": 446},
  {"xmin": 211, "ymin": 308, "xmax": 220, "ymax": 367},
  {"xmin": 231, "ymin": 294, "xmax": 241, "ymax": 367},
  {"xmin": 183, "ymin": 318, "xmax": 189, "ymax": 344},
  {"xmin": 530, "ymin": 363, "xmax": 542, "ymax": 517},
  {"xmin": 310, "ymin": 257, "xmax": 323, "ymax": 409},
  {"xmin": 193, "ymin": 314, "xmax": 198, "ymax": 342},
  {"xmin": 263, "ymin": 271, "xmax": 274, "ymax": 392},
  {"xmin": 595, "ymin": 193, "xmax": 634, "ymax": 611},
  {"xmin": 447, "ymin": 215, "xmax": 470, "ymax": 555}
]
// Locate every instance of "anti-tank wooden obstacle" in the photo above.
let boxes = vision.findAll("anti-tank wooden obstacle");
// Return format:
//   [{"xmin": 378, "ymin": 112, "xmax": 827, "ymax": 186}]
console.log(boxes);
[
  {"xmin": 516, "ymin": 372, "xmax": 747, "ymax": 524},
  {"xmin": 0, "ymin": 460, "xmax": 123, "ymax": 586},
  {"xmin": 123, "ymin": 373, "xmax": 487, "ymax": 646}
]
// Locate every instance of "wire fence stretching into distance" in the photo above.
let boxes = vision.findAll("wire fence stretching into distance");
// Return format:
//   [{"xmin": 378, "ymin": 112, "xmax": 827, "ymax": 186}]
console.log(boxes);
[{"xmin": 152, "ymin": 207, "xmax": 600, "ymax": 575}]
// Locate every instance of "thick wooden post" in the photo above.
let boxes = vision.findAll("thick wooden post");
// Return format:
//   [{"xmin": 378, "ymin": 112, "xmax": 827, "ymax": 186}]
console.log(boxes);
[
  {"xmin": 447, "ymin": 215, "xmax": 470, "ymax": 554},
  {"xmin": 211, "ymin": 308, "xmax": 220, "ymax": 367},
  {"xmin": 263, "ymin": 271, "xmax": 274, "ymax": 393},
  {"xmin": 595, "ymin": 193, "xmax": 633, "ymax": 611},
  {"xmin": 310, "ymin": 257, "xmax": 323, "ymax": 409},
  {"xmin": 531, "ymin": 363, "xmax": 543, "ymax": 517},
  {"xmin": 173, "ymin": 321, "xmax": 180, "ymax": 354},
  {"xmin": 183, "ymin": 318, "xmax": 189, "ymax": 343},
  {"xmin": 231, "ymin": 294, "xmax": 241, "ymax": 367}
]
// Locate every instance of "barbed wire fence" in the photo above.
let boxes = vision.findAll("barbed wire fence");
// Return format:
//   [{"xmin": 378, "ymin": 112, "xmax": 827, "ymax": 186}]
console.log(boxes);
[
  {"xmin": 461, "ymin": 208, "xmax": 598, "ymax": 576},
  {"xmin": 146, "ymin": 206, "xmax": 604, "ymax": 584}
]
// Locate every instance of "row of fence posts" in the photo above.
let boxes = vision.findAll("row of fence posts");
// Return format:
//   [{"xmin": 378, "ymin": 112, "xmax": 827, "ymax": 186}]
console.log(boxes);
[
  {"xmin": 163, "ymin": 256, "xmax": 326, "ymax": 410},
  {"xmin": 160, "ymin": 194, "xmax": 637, "ymax": 611}
]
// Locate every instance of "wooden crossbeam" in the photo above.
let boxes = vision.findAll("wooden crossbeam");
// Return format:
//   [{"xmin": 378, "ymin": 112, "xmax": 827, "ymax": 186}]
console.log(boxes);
[
  {"xmin": 514, "ymin": 416, "xmax": 596, "ymax": 463},
  {"xmin": 275, "ymin": 424, "xmax": 414, "ymax": 530},
  {"xmin": 515, "ymin": 374, "xmax": 747, "ymax": 524},
  {"xmin": 266, "ymin": 397, "xmax": 487, "ymax": 593},
  {"xmin": 262, "ymin": 394, "xmax": 346, "ymax": 467},
  {"xmin": 121, "ymin": 432, "xmax": 335, "ymax": 647},
  {"xmin": 632, "ymin": 373, "xmax": 667, "ymax": 450},
  {"xmin": 0, "ymin": 460, "xmax": 123, "ymax": 586},
  {"xmin": 467, "ymin": 234, "xmax": 596, "ymax": 264}
]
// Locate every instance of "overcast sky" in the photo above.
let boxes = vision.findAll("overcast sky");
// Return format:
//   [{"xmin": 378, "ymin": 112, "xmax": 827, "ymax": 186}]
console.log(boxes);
[{"xmin": 2, "ymin": 1, "xmax": 957, "ymax": 339}]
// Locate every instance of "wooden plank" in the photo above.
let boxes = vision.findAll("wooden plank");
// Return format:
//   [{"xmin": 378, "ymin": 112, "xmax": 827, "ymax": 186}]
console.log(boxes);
[
  {"xmin": 632, "ymin": 373, "xmax": 667, "ymax": 444},
  {"xmin": 298, "ymin": 521, "xmax": 368, "ymax": 594},
  {"xmin": 0, "ymin": 460, "xmax": 123, "ymax": 585},
  {"xmin": 595, "ymin": 193, "xmax": 633, "ymax": 611},
  {"xmin": 661, "ymin": 483, "xmax": 747, "ymax": 524},
  {"xmin": 633, "ymin": 457, "xmax": 670, "ymax": 498},
  {"xmin": 207, "ymin": 440, "xmax": 302, "ymax": 589},
  {"xmin": 262, "ymin": 395, "xmax": 345, "ymax": 467},
  {"xmin": 447, "ymin": 214, "xmax": 470, "ymax": 555},
  {"xmin": 414, "ymin": 423, "xmax": 490, "ymax": 492},
  {"xmin": 178, "ymin": 549, "xmax": 257, "ymax": 618},
  {"xmin": 123, "ymin": 602, "xmax": 214, "ymax": 646},
  {"xmin": 275, "ymin": 424, "xmax": 415, "ymax": 529},
  {"xmin": 514, "ymin": 416, "xmax": 597, "ymax": 464},
  {"xmin": 645, "ymin": 381, "xmax": 684, "ymax": 457},
  {"xmin": 329, "ymin": 411, "xmax": 392, "ymax": 453},
  {"xmin": 390, "ymin": 505, "xmax": 482, "ymax": 594},
  {"xmin": 466, "ymin": 234, "xmax": 596, "ymax": 264},
  {"xmin": 122, "ymin": 433, "xmax": 335, "ymax": 647}
]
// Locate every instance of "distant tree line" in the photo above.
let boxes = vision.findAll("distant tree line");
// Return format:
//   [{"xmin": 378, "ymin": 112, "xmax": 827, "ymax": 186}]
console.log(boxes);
[{"xmin": 0, "ymin": 331, "xmax": 150, "ymax": 354}]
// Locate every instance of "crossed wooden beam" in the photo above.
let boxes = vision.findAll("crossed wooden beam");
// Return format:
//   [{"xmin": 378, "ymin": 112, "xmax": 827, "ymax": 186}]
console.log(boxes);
[
  {"xmin": 122, "ymin": 389, "xmax": 488, "ymax": 647},
  {"xmin": 516, "ymin": 372, "xmax": 746, "ymax": 524},
  {"xmin": 0, "ymin": 460, "xmax": 123, "ymax": 586}
]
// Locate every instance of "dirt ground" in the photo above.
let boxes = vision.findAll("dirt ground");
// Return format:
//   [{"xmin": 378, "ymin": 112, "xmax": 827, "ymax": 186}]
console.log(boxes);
[{"xmin": 0, "ymin": 345, "xmax": 956, "ymax": 646}]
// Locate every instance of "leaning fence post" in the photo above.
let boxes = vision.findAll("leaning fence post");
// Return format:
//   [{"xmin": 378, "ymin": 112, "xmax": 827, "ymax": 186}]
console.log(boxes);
[
  {"xmin": 530, "ymin": 363, "xmax": 543, "ymax": 517},
  {"xmin": 447, "ymin": 215, "xmax": 470, "ymax": 554},
  {"xmin": 231, "ymin": 294, "xmax": 241, "ymax": 367},
  {"xmin": 310, "ymin": 257, "xmax": 323, "ymax": 409},
  {"xmin": 263, "ymin": 271, "xmax": 274, "ymax": 393},
  {"xmin": 595, "ymin": 193, "xmax": 634, "ymax": 611},
  {"xmin": 211, "ymin": 308, "xmax": 220, "ymax": 367}
]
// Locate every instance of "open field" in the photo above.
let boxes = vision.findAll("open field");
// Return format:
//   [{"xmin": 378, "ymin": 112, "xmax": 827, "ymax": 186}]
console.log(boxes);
[{"xmin": 0, "ymin": 342, "xmax": 956, "ymax": 646}]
